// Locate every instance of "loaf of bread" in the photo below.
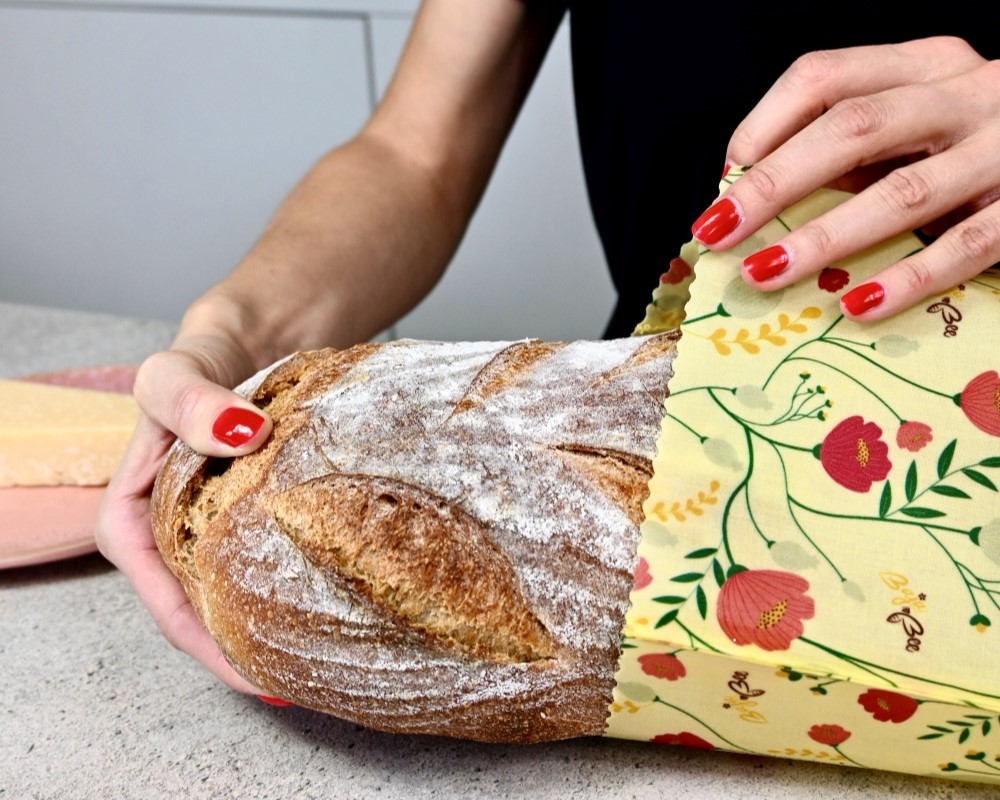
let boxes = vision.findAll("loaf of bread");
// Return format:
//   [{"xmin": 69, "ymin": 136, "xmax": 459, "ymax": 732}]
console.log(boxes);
[{"xmin": 151, "ymin": 334, "xmax": 677, "ymax": 742}]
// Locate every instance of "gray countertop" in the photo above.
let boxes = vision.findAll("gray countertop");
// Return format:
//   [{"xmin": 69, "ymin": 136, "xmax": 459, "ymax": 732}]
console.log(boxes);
[{"xmin": 0, "ymin": 301, "xmax": 993, "ymax": 799}]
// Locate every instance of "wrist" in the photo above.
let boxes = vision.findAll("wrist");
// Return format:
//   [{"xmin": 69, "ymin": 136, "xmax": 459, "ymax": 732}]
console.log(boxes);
[
  {"xmin": 176, "ymin": 275, "xmax": 360, "ymax": 374},
  {"xmin": 174, "ymin": 290, "xmax": 281, "ymax": 375}
]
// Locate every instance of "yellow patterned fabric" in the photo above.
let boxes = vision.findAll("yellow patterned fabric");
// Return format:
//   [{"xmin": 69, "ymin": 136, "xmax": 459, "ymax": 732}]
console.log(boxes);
[{"xmin": 606, "ymin": 169, "xmax": 1000, "ymax": 785}]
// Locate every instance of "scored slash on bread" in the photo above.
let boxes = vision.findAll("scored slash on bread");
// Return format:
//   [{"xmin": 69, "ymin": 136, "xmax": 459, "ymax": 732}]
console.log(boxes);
[{"xmin": 151, "ymin": 334, "xmax": 677, "ymax": 742}]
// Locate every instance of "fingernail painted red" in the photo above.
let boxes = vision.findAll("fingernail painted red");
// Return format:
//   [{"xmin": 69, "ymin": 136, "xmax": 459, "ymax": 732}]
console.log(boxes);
[
  {"xmin": 721, "ymin": 162, "xmax": 732, "ymax": 180},
  {"xmin": 841, "ymin": 282, "xmax": 886, "ymax": 316},
  {"xmin": 743, "ymin": 245, "xmax": 790, "ymax": 282},
  {"xmin": 212, "ymin": 407, "xmax": 265, "ymax": 447},
  {"xmin": 257, "ymin": 695, "xmax": 293, "ymax": 707},
  {"xmin": 691, "ymin": 197, "xmax": 741, "ymax": 245}
]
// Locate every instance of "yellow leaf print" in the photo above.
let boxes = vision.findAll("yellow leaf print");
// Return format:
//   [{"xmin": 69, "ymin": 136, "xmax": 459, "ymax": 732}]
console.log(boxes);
[
  {"xmin": 646, "ymin": 480, "xmax": 721, "ymax": 523},
  {"xmin": 708, "ymin": 328, "xmax": 732, "ymax": 356},
  {"xmin": 690, "ymin": 308, "xmax": 821, "ymax": 356},
  {"xmin": 768, "ymin": 748, "xmax": 846, "ymax": 763},
  {"xmin": 609, "ymin": 700, "xmax": 643, "ymax": 715}
]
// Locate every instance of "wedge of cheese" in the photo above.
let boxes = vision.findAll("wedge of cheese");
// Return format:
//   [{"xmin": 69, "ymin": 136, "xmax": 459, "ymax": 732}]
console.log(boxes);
[{"xmin": 0, "ymin": 379, "xmax": 139, "ymax": 487}]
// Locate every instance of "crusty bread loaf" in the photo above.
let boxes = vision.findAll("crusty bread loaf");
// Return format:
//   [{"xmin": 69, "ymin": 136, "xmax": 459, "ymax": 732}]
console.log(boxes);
[{"xmin": 151, "ymin": 334, "xmax": 677, "ymax": 743}]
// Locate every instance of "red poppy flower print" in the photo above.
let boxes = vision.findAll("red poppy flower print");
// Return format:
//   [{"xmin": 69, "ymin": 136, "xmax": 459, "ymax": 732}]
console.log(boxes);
[
  {"xmin": 896, "ymin": 421, "xmax": 933, "ymax": 452},
  {"xmin": 808, "ymin": 724, "xmax": 851, "ymax": 746},
  {"xmin": 818, "ymin": 268, "xmax": 850, "ymax": 292},
  {"xmin": 716, "ymin": 569, "xmax": 815, "ymax": 651},
  {"xmin": 857, "ymin": 689, "xmax": 919, "ymax": 723},
  {"xmin": 819, "ymin": 415, "xmax": 892, "ymax": 492},
  {"xmin": 638, "ymin": 653, "xmax": 686, "ymax": 681},
  {"xmin": 660, "ymin": 257, "xmax": 693, "ymax": 285},
  {"xmin": 633, "ymin": 556, "xmax": 652, "ymax": 590},
  {"xmin": 651, "ymin": 731, "xmax": 714, "ymax": 750},
  {"xmin": 959, "ymin": 371, "xmax": 1000, "ymax": 436}
]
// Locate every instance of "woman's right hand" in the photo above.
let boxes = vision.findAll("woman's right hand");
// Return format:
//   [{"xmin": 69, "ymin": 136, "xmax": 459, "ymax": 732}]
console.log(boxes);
[{"xmin": 95, "ymin": 316, "xmax": 273, "ymax": 694}]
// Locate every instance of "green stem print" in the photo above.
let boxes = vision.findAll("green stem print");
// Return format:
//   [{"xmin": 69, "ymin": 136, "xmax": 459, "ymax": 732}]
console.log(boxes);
[
  {"xmin": 770, "ymin": 443, "xmax": 846, "ymax": 582},
  {"xmin": 785, "ymin": 356, "xmax": 902, "ymax": 422},
  {"xmin": 650, "ymin": 697, "xmax": 753, "ymax": 753},
  {"xmin": 701, "ymin": 388, "xmax": 846, "ymax": 579},
  {"xmin": 665, "ymin": 412, "xmax": 709, "ymax": 443},
  {"xmin": 920, "ymin": 714, "xmax": 999, "ymax": 744},
  {"xmin": 832, "ymin": 745, "xmax": 867, "ymax": 769},
  {"xmin": 797, "ymin": 637, "xmax": 899, "ymax": 688},
  {"xmin": 759, "ymin": 313, "xmax": 957, "ymax": 404},
  {"xmin": 940, "ymin": 763, "xmax": 1000, "ymax": 778},
  {"xmin": 921, "ymin": 526, "xmax": 998, "ymax": 621},
  {"xmin": 683, "ymin": 305, "xmax": 731, "ymax": 326},
  {"xmin": 794, "ymin": 637, "xmax": 1000, "ymax": 703},
  {"xmin": 883, "ymin": 453, "xmax": 987, "ymax": 519},
  {"xmin": 755, "ymin": 372, "xmax": 831, "ymax": 427},
  {"xmin": 761, "ymin": 316, "xmax": 844, "ymax": 389},
  {"xmin": 742, "ymin": 481, "xmax": 771, "ymax": 548},
  {"xmin": 673, "ymin": 621, "xmax": 724, "ymax": 654},
  {"xmin": 810, "ymin": 337, "xmax": 954, "ymax": 401}
]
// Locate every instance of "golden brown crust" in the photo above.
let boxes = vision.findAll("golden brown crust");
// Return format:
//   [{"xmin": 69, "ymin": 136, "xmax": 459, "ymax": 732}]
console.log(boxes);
[{"xmin": 151, "ymin": 334, "xmax": 677, "ymax": 743}]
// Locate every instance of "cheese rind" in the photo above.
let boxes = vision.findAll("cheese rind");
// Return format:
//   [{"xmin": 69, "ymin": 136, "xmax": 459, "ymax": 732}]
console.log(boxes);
[{"xmin": 0, "ymin": 379, "xmax": 139, "ymax": 487}]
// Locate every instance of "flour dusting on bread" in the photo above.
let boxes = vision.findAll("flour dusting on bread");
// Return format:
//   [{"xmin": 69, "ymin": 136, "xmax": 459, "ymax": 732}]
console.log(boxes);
[{"xmin": 151, "ymin": 334, "xmax": 676, "ymax": 742}]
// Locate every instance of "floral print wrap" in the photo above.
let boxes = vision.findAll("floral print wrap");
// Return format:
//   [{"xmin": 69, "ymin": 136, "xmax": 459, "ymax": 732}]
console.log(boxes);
[{"xmin": 608, "ymin": 170, "xmax": 1000, "ymax": 785}]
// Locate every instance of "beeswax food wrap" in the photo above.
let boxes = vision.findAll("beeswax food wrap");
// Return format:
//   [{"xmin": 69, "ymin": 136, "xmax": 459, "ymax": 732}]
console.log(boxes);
[{"xmin": 607, "ymin": 169, "xmax": 1000, "ymax": 785}]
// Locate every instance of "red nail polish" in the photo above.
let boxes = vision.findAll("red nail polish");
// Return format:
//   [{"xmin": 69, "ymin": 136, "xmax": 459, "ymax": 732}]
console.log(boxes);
[
  {"xmin": 722, "ymin": 162, "xmax": 733, "ymax": 180},
  {"xmin": 841, "ymin": 282, "xmax": 886, "ymax": 316},
  {"xmin": 743, "ymin": 245, "xmax": 790, "ymax": 282},
  {"xmin": 257, "ymin": 695, "xmax": 293, "ymax": 707},
  {"xmin": 212, "ymin": 407, "xmax": 265, "ymax": 447},
  {"xmin": 691, "ymin": 197, "xmax": 741, "ymax": 245}
]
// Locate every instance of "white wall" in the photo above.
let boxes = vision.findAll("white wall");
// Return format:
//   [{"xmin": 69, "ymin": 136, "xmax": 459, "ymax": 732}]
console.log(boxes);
[{"xmin": 0, "ymin": 1, "xmax": 615, "ymax": 341}]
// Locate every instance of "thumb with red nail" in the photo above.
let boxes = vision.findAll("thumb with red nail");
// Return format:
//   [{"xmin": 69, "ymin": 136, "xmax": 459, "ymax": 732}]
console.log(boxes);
[{"xmin": 95, "ymin": 294, "xmax": 279, "ymax": 696}]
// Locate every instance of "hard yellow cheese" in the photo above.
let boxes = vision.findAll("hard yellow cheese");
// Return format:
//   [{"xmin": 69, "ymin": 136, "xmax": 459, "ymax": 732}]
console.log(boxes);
[{"xmin": 0, "ymin": 379, "xmax": 139, "ymax": 487}]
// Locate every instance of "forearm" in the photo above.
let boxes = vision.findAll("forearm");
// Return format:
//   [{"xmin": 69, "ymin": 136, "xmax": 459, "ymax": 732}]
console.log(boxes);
[
  {"xmin": 180, "ymin": 131, "xmax": 468, "ymax": 369},
  {"xmin": 171, "ymin": 0, "xmax": 565, "ymax": 371}
]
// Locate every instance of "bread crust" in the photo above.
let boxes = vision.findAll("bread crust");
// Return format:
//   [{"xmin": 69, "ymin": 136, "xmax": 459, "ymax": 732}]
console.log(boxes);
[{"xmin": 151, "ymin": 335, "xmax": 676, "ymax": 742}]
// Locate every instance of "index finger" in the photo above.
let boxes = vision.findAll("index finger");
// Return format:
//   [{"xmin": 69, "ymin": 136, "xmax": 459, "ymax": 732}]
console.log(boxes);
[
  {"xmin": 726, "ymin": 37, "xmax": 983, "ymax": 168},
  {"xmin": 96, "ymin": 415, "xmax": 260, "ymax": 694}
]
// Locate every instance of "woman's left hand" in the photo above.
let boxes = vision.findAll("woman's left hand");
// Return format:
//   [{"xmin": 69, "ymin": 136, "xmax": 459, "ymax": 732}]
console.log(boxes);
[{"xmin": 690, "ymin": 36, "xmax": 1000, "ymax": 321}]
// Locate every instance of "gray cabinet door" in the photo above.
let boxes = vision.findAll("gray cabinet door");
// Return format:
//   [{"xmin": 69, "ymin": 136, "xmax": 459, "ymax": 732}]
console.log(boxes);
[
  {"xmin": 2, "ymin": 4, "xmax": 614, "ymax": 341},
  {"xmin": 0, "ymin": 5, "xmax": 371, "ymax": 321}
]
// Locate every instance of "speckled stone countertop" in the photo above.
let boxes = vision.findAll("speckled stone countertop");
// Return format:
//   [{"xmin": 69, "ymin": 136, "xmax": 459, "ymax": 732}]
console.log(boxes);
[{"xmin": 0, "ymin": 301, "xmax": 993, "ymax": 799}]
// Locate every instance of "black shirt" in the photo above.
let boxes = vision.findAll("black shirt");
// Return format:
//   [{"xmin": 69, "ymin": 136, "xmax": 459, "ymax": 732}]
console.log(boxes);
[{"xmin": 567, "ymin": 3, "xmax": 996, "ymax": 337}]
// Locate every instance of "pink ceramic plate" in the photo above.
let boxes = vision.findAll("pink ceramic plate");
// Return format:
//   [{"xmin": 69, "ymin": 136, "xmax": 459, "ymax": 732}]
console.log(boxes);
[{"xmin": 0, "ymin": 364, "xmax": 139, "ymax": 569}]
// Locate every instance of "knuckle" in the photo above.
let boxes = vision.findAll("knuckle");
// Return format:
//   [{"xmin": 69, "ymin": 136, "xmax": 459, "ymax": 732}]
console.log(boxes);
[
  {"xmin": 786, "ymin": 49, "xmax": 840, "ymax": 89},
  {"xmin": 132, "ymin": 351, "xmax": 170, "ymax": 405},
  {"xmin": 826, "ymin": 96, "xmax": 888, "ymax": 141},
  {"xmin": 877, "ymin": 168, "xmax": 935, "ymax": 215},
  {"xmin": 797, "ymin": 222, "xmax": 839, "ymax": 261},
  {"xmin": 171, "ymin": 380, "xmax": 210, "ymax": 436},
  {"xmin": 982, "ymin": 59, "xmax": 1000, "ymax": 86},
  {"xmin": 726, "ymin": 126, "xmax": 759, "ymax": 166},
  {"xmin": 739, "ymin": 163, "xmax": 782, "ymax": 204},
  {"xmin": 948, "ymin": 218, "xmax": 1000, "ymax": 262},
  {"xmin": 926, "ymin": 35, "xmax": 978, "ymax": 62},
  {"xmin": 898, "ymin": 258, "xmax": 937, "ymax": 296}
]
